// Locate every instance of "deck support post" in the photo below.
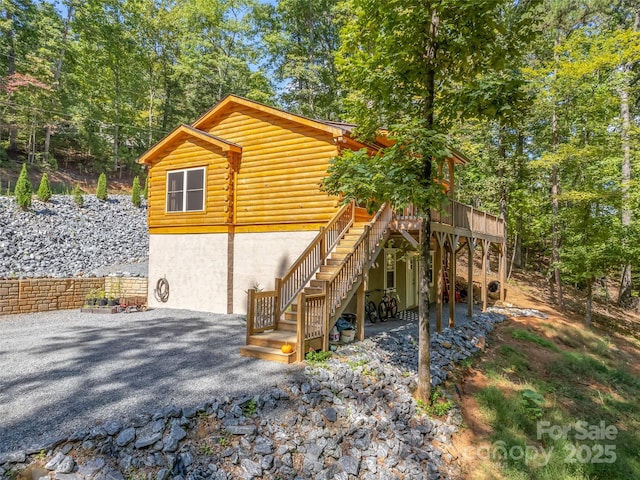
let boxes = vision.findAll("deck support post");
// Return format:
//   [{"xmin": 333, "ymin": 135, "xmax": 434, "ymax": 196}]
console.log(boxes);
[
  {"xmin": 323, "ymin": 285, "xmax": 330, "ymax": 352},
  {"xmin": 435, "ymin": 233, "xmax": 445, "ymax": 333},
  {"xmin": 481, "ymin": 239, "xmax": 489, "ymax": 312},
  {"xmin": 448, "ymin": 234, "xmax": 458, "ymax": 328},
  {"xmin": 467, "ymin": 238, "xmax": 474, "ymax": 318},
  {"xmin": 356, "ymin": 274, "xmax": 366, "ymax": 341},
  {"xmin": 296, "ymin": 291, "xmax": 306, "ymax": 363},
  {"xmin": 499, "ymin": 241, "xmax": 507, "ymax": 302}
]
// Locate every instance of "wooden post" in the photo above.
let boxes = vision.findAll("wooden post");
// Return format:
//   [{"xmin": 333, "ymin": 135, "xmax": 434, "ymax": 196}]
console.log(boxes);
[
  {"xmin": 449, "ymin": 235, "xmax": 458, "ymax": 328},
  {"xmin": 323, "ymin": 281, "xmax": 330, "ymax": 352},
  {"xmin": 435, "ymin": 235, "xmax": 444, "ymax": 333},
  {"xmin": 500, "ymin": 241, "xmax": 507, "ymax": 301},
  {"xmin": 296, "ymin": 292, "xmax": 306, "ymax": 363},
  {"xmin": 274, "ymin": 277, "xmax": 282, "ymax": 328},
  {"xmin": 246, "ymin": 289, "xmax": 255, "ymax": 343},
  {"xmin": 467, "ymin": 238, "xmax": 474, "ymax": 318},
  {"xmin": 482, "ymin": 240, "xmax": 489, "ymax": 312},
  {"xmin": 356, "ymin": 276, "xmax": 366, "ymax": 341},
  {"xmin": 319, "ymin": 227, "xmax": 326, "ymax": 263}
]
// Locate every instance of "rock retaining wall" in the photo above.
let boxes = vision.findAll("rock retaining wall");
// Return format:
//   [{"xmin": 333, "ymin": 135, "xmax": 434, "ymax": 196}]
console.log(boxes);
[{"xmin": 0, "ymin": 277, "xmax": 148, "ymax": 316}]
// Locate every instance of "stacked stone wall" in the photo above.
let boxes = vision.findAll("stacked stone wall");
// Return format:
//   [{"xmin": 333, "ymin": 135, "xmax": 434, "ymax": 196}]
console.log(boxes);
[{"xmin": 0, "ymin": 277, "xmax": 148, "ymax": 316}]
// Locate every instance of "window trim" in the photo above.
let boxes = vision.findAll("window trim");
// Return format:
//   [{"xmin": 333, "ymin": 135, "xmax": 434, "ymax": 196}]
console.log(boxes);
[{"xmin": 165, "ymin": 166, "xmax": 206, "ymax": 213}]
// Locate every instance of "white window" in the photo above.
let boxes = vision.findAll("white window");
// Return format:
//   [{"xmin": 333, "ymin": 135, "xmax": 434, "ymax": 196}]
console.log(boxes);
[{"xmin": 166, "ymin": 167, "xmax": 205, "ymax": 212}]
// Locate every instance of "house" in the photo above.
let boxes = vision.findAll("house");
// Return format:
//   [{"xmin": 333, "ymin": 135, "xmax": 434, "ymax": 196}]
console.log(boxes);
[{"xmin": 138, "ymin": 95, "xmax": 506, "ymax": 363}]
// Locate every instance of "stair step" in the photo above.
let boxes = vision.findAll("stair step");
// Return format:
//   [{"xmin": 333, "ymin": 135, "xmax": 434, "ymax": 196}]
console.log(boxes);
[
  {"xmin": 279, "ymin": 318, "xmax": 297, "ymax": 330},
  {"xmin": 319, "ymin": 265, "xmax": 338, "ymax": 274},
  {"xmin": 315, "ymin": 272, "xmax": 333, "ymax": 280},
  {"xmin": 240, "ymin": 345, "xmax": 296, "ymax": 364},
  {"xmin": 325, "ymin": 259, "xmax": 342, "ymax": 267},
  {"xmin": 310, "ymin": 279, "xmax": 326, "ymax": 288},
  {"xmin": 247, "ymin": 330, "xmax": 296, "ymax": 348}
]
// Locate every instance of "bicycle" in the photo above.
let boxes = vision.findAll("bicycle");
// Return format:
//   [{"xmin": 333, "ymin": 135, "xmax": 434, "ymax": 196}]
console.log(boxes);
[
  {"xmin": 378, "ymin": 287, "xmax": 399, "ymax": 321},
  {"xmin": 365, "ymin": 290, "xmax": 380, "ymax": 323}
]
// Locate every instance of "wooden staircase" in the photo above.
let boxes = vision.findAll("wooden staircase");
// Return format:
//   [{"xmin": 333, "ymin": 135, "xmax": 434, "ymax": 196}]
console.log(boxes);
[
  {"xmin": 241, "ymin": 202, "xmax": 393, "ymax": 363},
  {"xmin": 240, "ymin": 222, "xmax": 369, "ymax": 363}
]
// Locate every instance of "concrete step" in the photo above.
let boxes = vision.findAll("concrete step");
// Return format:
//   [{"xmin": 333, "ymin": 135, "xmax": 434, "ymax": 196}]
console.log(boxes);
[{"xmin": 240, "ymin": 345, "xmax": 296, "ymax": 364}]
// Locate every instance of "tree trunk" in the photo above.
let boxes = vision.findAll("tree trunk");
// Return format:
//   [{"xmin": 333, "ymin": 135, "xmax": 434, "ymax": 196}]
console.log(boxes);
[
  {"xmin": 416, "ymin": 9, "xmax": 440, "ymax": 404},
  {"xmin": 551, "ymin": 33, "xmax": 564, "ymax": 311},
  {"xmin": 7, "ymin": 9, "xmax": 17, "ymax": 154},
  {"xmin": 417, "ymin": 208, "xmax": 432, "ymax": 403},
  {"xmin": 44, "ymin": 4, "xmax": 74, "ymax": 164},
  {"xmin": 618, "ymin": 15, "xmax": 635, "ymax": 306},
  {"xmin": 585, "ymin": 278, "xmax": 593, "ymax": 328}
]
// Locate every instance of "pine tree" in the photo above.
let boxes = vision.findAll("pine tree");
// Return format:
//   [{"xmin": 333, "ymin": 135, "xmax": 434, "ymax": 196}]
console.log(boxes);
[
  {"xmin": 131, "ymin": 176, "xmax": 141, "ymax": 207},
  {"xmin": 72, "ymin": 184, "xmax": 84, "ymax": 207},
  {"xmin": 15, "ymin": 163, "xmax": 32, "ymax": 210},
  {"xmin": 96, "ymin": 173, "xmax": 108, "ymax": 201},
  {"xmin": 142, "ymin": 175, "xmax": 148, "ymax": 199},
  {"xmin": 37, "ymin": 173, "xmax": 52, "ymax": 202}
]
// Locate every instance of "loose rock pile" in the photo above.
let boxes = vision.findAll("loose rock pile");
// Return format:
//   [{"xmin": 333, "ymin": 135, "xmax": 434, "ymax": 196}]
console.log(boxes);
[
  {"xmin": 0, "ymin": 195, "xmax": 147, "ymax": 279},
  {"xmin": 0, "ymin": 308, "xmax": 537, "ymax": 480}
]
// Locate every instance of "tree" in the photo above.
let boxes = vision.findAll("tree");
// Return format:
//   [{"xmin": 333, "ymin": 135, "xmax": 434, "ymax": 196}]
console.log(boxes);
[
  {"xmin": 72, "ymin": 184, "xmax": 83, "ymax": 207},
  {"xmin": 326, "ymin": 0, "xmax": 520, "ymax": 402},
  {"xmin": 37, "ymin": 172, "xmax": 52, "ymax": 202},
  {"xmin": 14, "ymin": 162, "xmax": 32, "ymax": 209},
  {"xmin": 96, "ymin": 172, "xmax": 107, "ymax": 201},
  {"xmin": 255, "ymin": 0, "xmax": 343, "ymax": 119},
  {"xmin": 131, "ymin": 175, "xmax": 141, "ymax": 207}
]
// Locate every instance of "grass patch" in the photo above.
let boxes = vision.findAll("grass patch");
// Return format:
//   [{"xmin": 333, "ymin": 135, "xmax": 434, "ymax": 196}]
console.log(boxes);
[
  {"xmin": 305, "ymin": 350, "xmax": 332, "ymax": 366},
  {"xmin": 511, "ymin": 328, "xmax": 560, "ymax": 352},
  {"xmin": 417, "ymin": 387, "xmax": 455, "ymax": 418},
  {"xmin": 468, "ymin": 319, "xmax": 640, "ymax": 479}
]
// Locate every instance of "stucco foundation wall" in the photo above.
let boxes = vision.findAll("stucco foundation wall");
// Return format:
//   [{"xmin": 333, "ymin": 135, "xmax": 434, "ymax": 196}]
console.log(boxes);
[
  {"xmin": 0, "ymin": 277, "xmax": 147, "ymax": 316},
  {"xmin": 148, "ymin": 233, "xmax": 228, "ymax": 312},
  {"xmin": 233, "ymin": 230, "xmax": 318, "ymax": 314}
]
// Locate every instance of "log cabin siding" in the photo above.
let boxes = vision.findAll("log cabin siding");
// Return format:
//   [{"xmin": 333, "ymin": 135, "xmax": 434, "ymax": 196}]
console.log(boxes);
[
  {"xmin": 147, "ymin": 138, "xmax": 230, "ymax": 229},
  {"xmin": 199, "ymin": 106, "xmax": 340, "ymax": 225}
]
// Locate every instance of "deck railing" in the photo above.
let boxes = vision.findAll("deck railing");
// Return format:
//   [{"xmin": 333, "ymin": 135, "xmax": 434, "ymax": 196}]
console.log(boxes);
[{"xmin": 397, "ymin": 199, "xmax": 504, "ymax": 239}]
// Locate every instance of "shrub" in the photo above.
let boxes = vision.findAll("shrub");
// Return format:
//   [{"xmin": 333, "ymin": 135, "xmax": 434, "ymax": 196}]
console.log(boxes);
[
  {"xmin": 72, "ymin": 184, "xmax": 84, "ymax": 207},
  {"xmin": 14, "ymin": 163, "xmax": 32, "ymax": 210},
  {"xmin": 142, "ymin": 175, "xmax": 148, "ymax": 199},
  {"xmin": 37, "ymin": 173, "xmax": 52, "ymax": 202},
  {"xmin": 96, "ymin": 172, "xmax": 108, "ymax": 201},
  {"xmin": 131, "ymin": 176, "xmax": 141, "ymax": 207}
]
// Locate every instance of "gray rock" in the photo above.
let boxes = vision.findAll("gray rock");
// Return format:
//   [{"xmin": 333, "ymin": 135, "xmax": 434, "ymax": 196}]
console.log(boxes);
[
  {"xmin": 103, "ymin": 421, "xmax": 123, "ymax": 437},
  {"xmin": 134, "ymin": 433, "xmax": 162, "ymax": 449},
  {"xmin": 55, "ymin": 456, "xmax": 75, "ymax": 474},
  {"xmin": 78, "ymin": 458, "xmax": 106, "ymax": 477},
  {"xmin": 95, "ymin": 469, "xmax": 125, "ymax": 480},
  {"xmin": 45, "ymin": 452, "xmax": 66, "ymax": 470},
  {"xmin": 115, "ymin": 428, "xmax": 135, "ymax": 447},
  {"xmin": 321, "ymin": 407, "xmax": 338, "ymax": 422},
  {"xmin": 54, "ymin": 474, "xmax": 83, "ymax": 480},
  {"xmin": 225, "ymin": 425, "xmax": 256, "ymax": 436},
  {"xmin": 157, "ymin": 468, "xmax": 170, "ymax": 480},
  {"xmin": 0, "ymin": 451, "xmax": 26, "ymax": 464},
  {"xmin": 130, "ymin": 413, "xmax": 150, "ymax": 428},
  {"xmin": 240, "ymin": 458, "xmax": 262, "ymax": 477},
  {"xmin": 339, "ymin": 455, "xmax": 360, "ymax": 476}
]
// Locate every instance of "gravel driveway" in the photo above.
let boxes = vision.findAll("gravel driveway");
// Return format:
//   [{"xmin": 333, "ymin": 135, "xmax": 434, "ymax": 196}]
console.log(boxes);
[{"xmin": 0, "ymin": 309, "xmax": 299, "ymax": 454}]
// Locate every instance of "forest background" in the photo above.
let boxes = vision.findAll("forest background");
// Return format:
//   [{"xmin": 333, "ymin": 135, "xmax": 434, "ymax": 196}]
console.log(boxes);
[{"xmin": 2, "ymin": 0, "xmax": 640, "ymax": 316}]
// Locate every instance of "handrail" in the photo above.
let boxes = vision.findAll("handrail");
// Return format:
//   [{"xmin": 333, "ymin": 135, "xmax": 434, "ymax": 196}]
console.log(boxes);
[
  {"xmin": 325, "ymin": 203, "xmax": 393, "ymax": 317},
  {"xmin": 276, "ymin": 201, "xmax": 355, "ymax": 315}
]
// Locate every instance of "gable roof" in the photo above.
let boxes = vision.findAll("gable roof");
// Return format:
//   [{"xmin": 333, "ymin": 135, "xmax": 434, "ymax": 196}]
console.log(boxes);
[{"xmin": 138, "ymin": 124, "xmax": 241, "ymax": 165}]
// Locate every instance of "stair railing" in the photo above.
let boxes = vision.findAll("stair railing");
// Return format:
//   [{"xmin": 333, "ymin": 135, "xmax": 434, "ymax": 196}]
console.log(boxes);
[
  {"xmin": 246, "ymin": 201, "xmax": 355, "ymax": 336},
  {"xmin": 276, "ymin": 200, "xmax": 354, "ymax": 315},
  {"xmin": 326, "ymin": 202, "xmax": 392, "ymax": 318}
]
